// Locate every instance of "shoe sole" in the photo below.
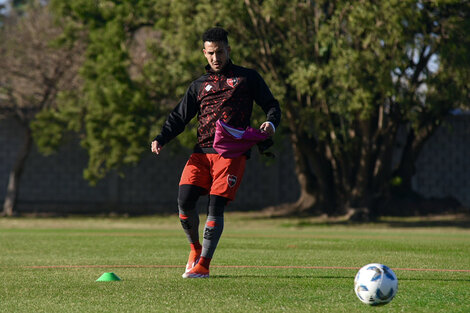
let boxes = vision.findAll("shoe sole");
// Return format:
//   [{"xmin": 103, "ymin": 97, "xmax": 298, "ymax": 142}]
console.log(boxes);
[{"xmin": 182, "ymin": 272, "xmax": 209, "ymax": 278}]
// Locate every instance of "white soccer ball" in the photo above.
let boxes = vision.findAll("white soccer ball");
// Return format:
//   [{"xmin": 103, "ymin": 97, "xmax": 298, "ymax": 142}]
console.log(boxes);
[{"xmin": 354, "ymin": 263, "xmax": 398, "ymax": 306}]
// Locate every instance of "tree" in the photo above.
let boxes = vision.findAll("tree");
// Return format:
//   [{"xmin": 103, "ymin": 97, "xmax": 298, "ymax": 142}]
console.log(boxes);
[
  {"xmin": 45, "ymin": 0, "xmax": 470, "ymax": 217},
  {"xmin": 257, "ymin": 0, "xmax": 470, "ymax": 217},
  {"xmin": 0, "ymin": 1, "xmax": 84, "ymax": 216},
  {"xmin": 36, "ymin": 0, "xmax": 163, "ymax": 184}
]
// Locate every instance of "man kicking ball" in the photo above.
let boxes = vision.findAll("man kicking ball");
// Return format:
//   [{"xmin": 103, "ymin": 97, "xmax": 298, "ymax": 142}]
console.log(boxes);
[{"xmin": 151, "ymin": 27, "xmax": 281, "ymax": 278}]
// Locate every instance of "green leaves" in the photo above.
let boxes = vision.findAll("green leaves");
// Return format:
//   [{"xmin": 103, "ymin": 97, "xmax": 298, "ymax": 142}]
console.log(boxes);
[
  {"xmin": 40, "ymin": 0, "xmax": 159, "ymax": 183},
  {"xmin": 39, "ymin": 0, "xmax": 470, "ymax": 198},
  {"xmin": 288, "ymin": 62, "xmax": 320, "ymax": 97}
]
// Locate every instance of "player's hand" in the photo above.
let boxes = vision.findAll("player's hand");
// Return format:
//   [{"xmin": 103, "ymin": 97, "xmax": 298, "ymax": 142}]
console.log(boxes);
[
  {"xmin": 259, "ymin": 122, "xmax": 275, "ymax": 136},
  {"xmin": 151, "ymin": 140, "xmax": 162, "ymax": 155}
]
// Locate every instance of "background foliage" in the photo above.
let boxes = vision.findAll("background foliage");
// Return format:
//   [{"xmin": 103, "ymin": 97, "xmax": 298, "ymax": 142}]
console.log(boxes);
[{"xmin": 2, "ymin": 0, "xmax": 469, "ymax": 216}]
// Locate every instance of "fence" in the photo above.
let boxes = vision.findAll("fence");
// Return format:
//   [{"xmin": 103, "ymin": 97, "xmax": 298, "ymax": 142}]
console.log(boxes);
[
  {"xmin": 0, "ymin": 117, "xmax": 299, "ymax": 214},
  {"xmin": 1, "ymin": 115, "xmax": 469, "ymax": 214}
]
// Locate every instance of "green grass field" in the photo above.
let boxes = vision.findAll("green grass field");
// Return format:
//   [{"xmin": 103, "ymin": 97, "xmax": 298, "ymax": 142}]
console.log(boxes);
[{"xmin": 1, "ymin": 214, "xmax": 469, "ymax": 312}]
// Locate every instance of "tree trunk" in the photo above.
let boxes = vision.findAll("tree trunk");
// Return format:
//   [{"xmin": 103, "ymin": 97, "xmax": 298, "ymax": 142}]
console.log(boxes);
[
  {"xmin": 395, "ymin": 124, "xmax": 436, "ymax": 194},
  {"xmin": 2, "ymin": 124, "xmax": 32, "ymax": 217},
  {"xmin": 264, "ymin": 131, "xmax": 317, "ymax": 216},
  {"xmin": 265, "ymin": 129, "xmax": 341, "ymax": 216}
]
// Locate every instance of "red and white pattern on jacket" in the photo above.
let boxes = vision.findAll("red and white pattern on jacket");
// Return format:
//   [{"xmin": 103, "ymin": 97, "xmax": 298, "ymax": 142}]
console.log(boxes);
[{"xmin": 196, "ymin": 70, "xmax": 252, "ymax": 149}]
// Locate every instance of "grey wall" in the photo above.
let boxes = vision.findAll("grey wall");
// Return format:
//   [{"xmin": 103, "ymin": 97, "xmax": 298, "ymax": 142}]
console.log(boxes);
[
  {"xmin": 412, "ymin": 115, "xmax": 470, "ymax": 206},
  {"xmin": 1, "ymin": 114, "xmax": 469, "ymax": 214},
  {"xmin": 0, "ymin": 117, "xmax": 299, "ymax": 214}
]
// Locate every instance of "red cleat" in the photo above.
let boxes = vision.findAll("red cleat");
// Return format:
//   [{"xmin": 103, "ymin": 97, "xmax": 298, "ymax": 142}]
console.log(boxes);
[
  {"xmin": 182, "ymin": 263, "xmax": 210, "ymax": 278},
  {"xmin": 184, "ymin": 248, "xmax": 201, "ymax": 275}
]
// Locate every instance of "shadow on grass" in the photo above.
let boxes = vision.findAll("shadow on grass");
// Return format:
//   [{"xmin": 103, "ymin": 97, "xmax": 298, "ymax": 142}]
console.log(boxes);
[
  {"xmin": 210, "ymin": 274, "xmax": 352, "ymax": 279},
  {"xmin": 270, "ymin": 214, "xmax": 470, "ymax": 229},
  {"xmin": 210, "ymin": 275, "xmax": 470, "ymax": 282},
  {"xmin": 396, "ymin": 277, "xmax": 470, "ymax": 282},
  {"xmin": 380, "ymin": 219, "xmax": 470, "ymax": 228}
]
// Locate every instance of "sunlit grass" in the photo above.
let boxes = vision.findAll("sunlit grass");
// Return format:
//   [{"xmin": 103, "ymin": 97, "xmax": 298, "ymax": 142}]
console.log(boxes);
[{"xmin": 0, "ymin": 214, "xmax": 469, "ymax": 312}]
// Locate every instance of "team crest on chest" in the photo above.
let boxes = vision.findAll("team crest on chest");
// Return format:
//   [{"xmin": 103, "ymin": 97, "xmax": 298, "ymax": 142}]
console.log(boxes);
[
  {"xmin": 227, "ymin": 174, "xmax": 237, "ymax": 187},
  {"xmin": 226, "ymin": 77, "xmax": 239, "ymax": 88}
]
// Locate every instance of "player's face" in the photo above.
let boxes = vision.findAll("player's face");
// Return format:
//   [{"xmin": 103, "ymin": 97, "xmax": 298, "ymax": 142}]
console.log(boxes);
[{"xmin": 203, "ymin": 41, "xmax": 231, "ymax": 73}]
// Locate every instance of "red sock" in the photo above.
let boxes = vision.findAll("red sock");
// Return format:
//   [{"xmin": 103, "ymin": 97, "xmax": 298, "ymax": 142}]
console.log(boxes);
[
  {"xmin": 190, "ymin": 242, "xmax": 202, "ymax": 251},
  {"xmin": 198, "ymin": 256, "xmax": 211, "ymax": 269}
]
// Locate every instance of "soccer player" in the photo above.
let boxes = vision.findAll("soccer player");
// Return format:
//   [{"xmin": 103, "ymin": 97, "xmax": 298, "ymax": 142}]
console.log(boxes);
[{"xmin": 151, "ymin": 27, "xmax": 281, "ymax": 278}]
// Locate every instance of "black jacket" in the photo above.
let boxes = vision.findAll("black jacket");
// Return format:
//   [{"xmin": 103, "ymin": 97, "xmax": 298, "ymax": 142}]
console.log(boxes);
[{"xmin": 155, "ymin": 61, "xmax": 281, "ymax": 154}]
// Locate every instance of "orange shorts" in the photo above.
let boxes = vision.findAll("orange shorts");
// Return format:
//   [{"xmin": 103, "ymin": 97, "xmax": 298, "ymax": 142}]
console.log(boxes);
[{"xmin": 179, "ymin": 153, "xmax": 247, "ymax": 200}]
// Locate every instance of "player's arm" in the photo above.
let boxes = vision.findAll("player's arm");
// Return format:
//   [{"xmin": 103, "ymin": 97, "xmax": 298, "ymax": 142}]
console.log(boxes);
[
  {"xmin": 151, "ymin": 83, "xmax": 199, "ymax": 155},
  {"xmin": 249, "ymin": 70, "xmax": 281, "ymax": 136}
]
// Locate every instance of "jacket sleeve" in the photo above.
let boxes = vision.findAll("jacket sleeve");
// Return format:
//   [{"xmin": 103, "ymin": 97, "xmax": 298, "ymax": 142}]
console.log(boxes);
[
  {"xmin": 154, "ymin": 83, "xmax": 199, "ymax": 146},
  {"xmin": 250, "ymin": 70, "xmax": 281, "ymax": 129}
]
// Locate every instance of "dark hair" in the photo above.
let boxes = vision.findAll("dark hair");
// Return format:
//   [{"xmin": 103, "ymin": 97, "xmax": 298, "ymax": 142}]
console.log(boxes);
[{"xmin": 202, "ymin": 27, "xmax": 229, "ymax": 45}]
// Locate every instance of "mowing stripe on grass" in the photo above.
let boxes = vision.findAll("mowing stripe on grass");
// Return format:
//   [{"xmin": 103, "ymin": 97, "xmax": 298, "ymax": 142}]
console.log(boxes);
[{"xmin": 24, "ymin": 264, "xmax": 470, "ymax": 272}]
